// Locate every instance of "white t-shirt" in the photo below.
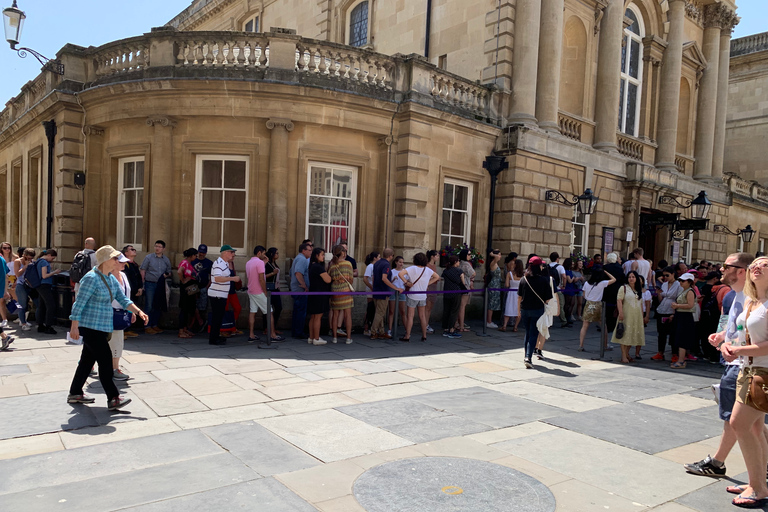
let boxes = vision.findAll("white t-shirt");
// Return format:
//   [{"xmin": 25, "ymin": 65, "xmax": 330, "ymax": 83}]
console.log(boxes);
[
  {"xmin": 209, "ymin": 257, "xmax": 231, "ymax": 299},
  {"xmin": 583, "ymin": 280, "xmax": 610, "ymax": 302},
  {"xmin": 390, "ymin": 268, "xmax": 405, "ymax": 289},
  {"xmin": 402, "ymin": 265, "xmax": 435, "ymax": 301},
  {"xmin": 737, "ymin": 299, "xmax": 768, "ymax": 368},
  {"xmin": 548, "ymin": 262, "xmax": 565, "ymax": 290},
  {"xmin": 111, "ymin": 271, "xmax": 131, "ymax": 310},
  {"xmin": 623, "ymin": 260, "xmax": 634, "ymax": 275},
  {"xmin": 364, "ymin": 263, "xmax": 374, "ymax": 298},
  {"xmin": 641, "ymin": 290, "xmax": 651, "ymax": 313}
]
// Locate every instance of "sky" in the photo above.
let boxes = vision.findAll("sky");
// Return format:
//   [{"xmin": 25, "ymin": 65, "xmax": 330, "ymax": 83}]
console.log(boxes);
[{"xmin": 0, "ymin": 0, "xmax": 766, "ymax": 104}]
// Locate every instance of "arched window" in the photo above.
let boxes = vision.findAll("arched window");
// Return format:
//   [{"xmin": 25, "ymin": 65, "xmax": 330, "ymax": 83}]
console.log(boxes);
[
  {"xmin": 348, "ymin": 1, "xmax": 369, "ymax": 47},
  {"xmin": 618, "ymin": 6, "xmax": 644, "ymax": 137}
]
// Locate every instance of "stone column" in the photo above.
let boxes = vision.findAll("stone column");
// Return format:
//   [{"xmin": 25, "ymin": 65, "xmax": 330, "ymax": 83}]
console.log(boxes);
[
  {"xmin": 509, "ymin": 0, "xmax": 541, "ymax": 125},
  {"xmin": 654, "ymin": 0, "xmax": 686, "ymax": 172},
  {"xmin": 146, "ymin": 116, "xmax": 176, "ymax": 245},
  {"xmin": 266, "ymin": 119, "xmax": 293, "ymax": 253},
  {"xmin": 712, "ymin": 12, "xmax": 738, "ymax": 178},
  {"xmin": 693, "ymin": 5, "xmax": 724, "ymax": 180},
  {"xmin": 535, "ymin": 0, "xmax": 564, "ymax": 132},
  {"xmin": 592, "ymin": 0, "xmax": 624, "ymax": 152}
]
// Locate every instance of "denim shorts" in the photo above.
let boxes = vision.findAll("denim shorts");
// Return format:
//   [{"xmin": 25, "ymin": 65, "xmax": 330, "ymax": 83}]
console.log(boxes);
[
  {"xmin": 389, "ymin": 291, "xmax": 406, "ymax": 302},
  {"xmin": 406, "ymin": 297, "xmax": 427, "ymax": 308},
  {"xmin": 719, "ymin": 364, "xmax": 740, "ymax": 421}
]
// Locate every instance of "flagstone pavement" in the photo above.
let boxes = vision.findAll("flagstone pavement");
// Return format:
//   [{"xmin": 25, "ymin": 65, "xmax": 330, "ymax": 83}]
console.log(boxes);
[{"xmin": 0, "ymin": 319, "xmax": 759, "ymax": 511}]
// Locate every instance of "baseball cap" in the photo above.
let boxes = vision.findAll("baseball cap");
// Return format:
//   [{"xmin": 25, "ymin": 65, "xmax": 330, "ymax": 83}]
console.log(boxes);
[
  {"xmin": 678, "ymin": 272, "xmax": 695, "ymax": 281},
  {"xmin": 528, "ymin": 256, "xmax": 544, "ymax": 266},
  {"xmin": 117, "ymin": 253, "xmax": 130, "ymax": 263},
  {"xmin": 198, "ymin": 244, "xmax": 208, "ymax": 253},
  {"xmin": 220, "ymin": 244, "xmax": 236, "ymax": 253}
]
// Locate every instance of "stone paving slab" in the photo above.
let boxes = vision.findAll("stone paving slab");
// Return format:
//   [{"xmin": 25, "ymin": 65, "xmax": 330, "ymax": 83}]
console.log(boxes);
[
  {"xmin": 337, "ymin": 398, "xmax": 451, "ymax": 427},
  {"xmin": 0, "ymin": 430, "xmax": 221, "ymax": 495},
  {"xmin": 563, "ymin": 376, "xmax": 696, "ymax": 403},
  {"xmin": 605, "ymin": 364, "xmax": 722, "ymax": 389},
  {"xmin": 675, "ymin": 472, "xmax": 761, "ymax": 512},
  {"xmin": 202, "ymin": 421, "xmax": 321, "ymax": 476},
  {"xmin": 118, "ymin": 478, "xmax": 316, "ymax": 512},
  {"xmin": 0, "ymin": 364, "xmax": 30, "ymax": 376},
  {"xmin": 0, "ymin": 391, "xmax": 100, "ymax": 440},
  {"xmin": 543, "ymin": 402, "xmax": 723, "ymax": 454},
  {"xmin": 0, "ymin": 452, "xmax": 259, "ymax": 512},
  {"xmin": 412, "ymin": 387, "xmax": 568, "ymax": 428},
  {"xmin": 382, "ymin": 415, "xmax": 493, "ymax": 443}
]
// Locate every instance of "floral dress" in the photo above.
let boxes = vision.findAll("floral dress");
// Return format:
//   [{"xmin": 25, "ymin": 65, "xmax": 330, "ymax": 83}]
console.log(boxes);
[
  {"xmin": 328, "ymin": 260, "xmax": 354, "ymax": 310},
  {"xmin": 611, "ymin": 285, "xmax": 645, "ymax": 347},
  {"xmin": 488, "ymin": 266, "xmax": 503, "ymax": 311}
]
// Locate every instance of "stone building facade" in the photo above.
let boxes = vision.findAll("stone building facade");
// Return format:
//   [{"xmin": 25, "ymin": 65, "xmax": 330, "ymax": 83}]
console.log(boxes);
[{"xmin": 0, "ymin": 0, "xmax": 765, "ymax": 273}]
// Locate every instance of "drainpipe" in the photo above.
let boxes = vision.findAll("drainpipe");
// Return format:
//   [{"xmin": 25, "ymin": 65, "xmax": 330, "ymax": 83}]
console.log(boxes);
[
  {"xmin": 425, "ymin": 0, "xmax": 432, "ymax": 58},
  {"xmin": 42, "ymin": 120, "xmax": 56, "ymax": 249}
]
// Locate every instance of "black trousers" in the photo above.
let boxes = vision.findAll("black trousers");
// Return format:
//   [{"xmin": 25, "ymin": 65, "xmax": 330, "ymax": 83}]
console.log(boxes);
[
  {"xmin": 605, "ymin": 303, "xmax": 618, "ymax": 333},
  {"xmin": 656, "ymin": 313, "xmax": 675, "ymax": 353},
  {"xmin": 442, "ymin": 294, "xmax": 461, "ymax": 330},
  {"xmin": 36, "ymin": 284, "xmax": 56, "ymax": 327},
  {"xmin": 209, "ymin": 297, "xmax": 228, "ymax": 343},
  {"xmin": 69, "ymin": 327, "xmax": 119, "ymax": 400}
]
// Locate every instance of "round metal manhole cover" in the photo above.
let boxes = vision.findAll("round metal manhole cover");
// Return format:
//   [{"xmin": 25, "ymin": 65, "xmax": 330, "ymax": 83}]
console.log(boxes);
[{"xmin": 353, "ymin": 457, "xmax": 556, "ymax": 512}]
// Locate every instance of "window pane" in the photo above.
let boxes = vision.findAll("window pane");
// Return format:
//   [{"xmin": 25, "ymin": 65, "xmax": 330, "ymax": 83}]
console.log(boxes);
[
  {"xmin": 245, "ymin": 20, "xmax": 253, "ymax": 32},
  {"xmin": 442, "ymin": 210, "xmax": 451, "ymax": 238},
  {"xmin": 329, "ymin": 198, "xmax": 349, "ymax": 224},
  {"xmin": 621, "ymin": 37, "xmax": 627, "ymax": 74},
  {"xmin": 135, "ymin": 161, "xmax": 144, "ymax": 187},
  {"xmin": 441, "ymin": 236, "xmax": 450, "ymax": 249},
  {"xmin": 451, "ymin": 211, "xmax": 465, "ymax": 236},
  {"xmin": 626, "ymin": 83, "xmax": 638, "ymax": 136},
  {"xmin": 618, "ymin": 80, "xmax": 625, "ymax": 130},
  {"xmin": 224, "ymin": 190, "xmax": 246, "ymax": 219},
  {"xmin": 223, "ymin": 220, "xmax": 245, "ymax": 249},
  {"xmin": 574, "ymin": 224, "xmax": 584, "ymax": 250},
  {"xmin": 349, "ymin": 1, "xmax": 368, "ymax": 47},
  {"xmin": 443, "ymin": 184, "xmax": 453, "ymax": 209},
  {"xmin": 629, "ymin": 40, "xmax": 640, "ymax": 79},
  {"xmin": 332, "ymin": 171, "xmax": 353, "ymax": 198},
  {"xmin": 124, "ymin": 190, "xmax": 135, "ymax": 216},
  {"xmin": 136, "ymin": 217, "xmax": 143, "ymax": 245},
  {"xmin": 625, "ymin": 9, "xmax": 639, "ymax": 35},
  {"xmin": 328, "ymin": 226, "xmax": 347, "ymax": 248},
  {"xmin": 454, "ymin": 185, "xmax": 468, "ymax": 211},
  {"xmin": 202, "ymin": 190, "xmax": 223, "ymax": 217},
  {"xmin": 308, "ymin": 196, "xmax": 329, "ymax": 224},
  {"xmin": 201, "ymin": 219, "xmax": 221, "ymax": 247},
  {"xmin": 308, "ymin": 225, "xmax": 326, "ymax": 250},
  {"xmin": 202, "ymin": 160, "xmax": 222, "ymax": 188},
  {"xmin": 124, "ymin": 218, "xmax": 134, "ymax": 243},
  {"xmin": 310, "ymin": 167, "xmax": 331, "ymax": 195},
  {"xmin": 224, "ymin": 160, "xmax": 246, "ymax": 188},
  {"xmin": 123, "ymin": 162, "xmax": 134, "ymax": 189},
  {"xmin": 136, "ymin": 190, "xmax": 144, "ymax": 216}
]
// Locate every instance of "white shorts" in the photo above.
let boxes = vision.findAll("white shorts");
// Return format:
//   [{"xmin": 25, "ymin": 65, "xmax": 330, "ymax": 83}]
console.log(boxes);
[
  {"xmin": 248, "ymin": 293, "xmax": 271, "ymax": 314},
  {"xmin": 108, "ymin": 329, "xmax": 124, "ymax": 359}
]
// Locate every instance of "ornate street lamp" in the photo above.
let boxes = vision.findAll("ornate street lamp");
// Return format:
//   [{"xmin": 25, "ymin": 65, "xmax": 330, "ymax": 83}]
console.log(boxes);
[
  {"xmin": 658, "ymin": 190, "xmax": 712, "ymax": 220},
  {"xmin": 714, "ymin": 224, "xmax": 755, "ymax": 245},
  {"xmin": 545, "ymin": 188, "xmax": 599, "ymax": 216},
  {"xmin": 3, "ymin": 1, "xmax": 63, "ymax": 74}
]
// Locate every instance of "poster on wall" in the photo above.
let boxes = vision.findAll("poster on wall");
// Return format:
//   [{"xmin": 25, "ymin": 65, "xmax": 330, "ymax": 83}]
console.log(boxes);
[
  {"xmin": 602, "ymin": 227, "xmax": 615, "ymax": 256},
  {"xmin": 672, "ymin": 240, "xmax": 681, "ymax": 263}
]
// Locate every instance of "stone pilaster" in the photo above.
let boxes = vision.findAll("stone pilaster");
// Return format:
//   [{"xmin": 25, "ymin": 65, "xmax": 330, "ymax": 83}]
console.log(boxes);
[
  {"xmin": 592, "ymin": 0, "xmax": 624, "ymax": 152},
  {"xmin": 712, "ymin": 12, "xmax": 738, "ymax": 178},
  {"xmin": 693, "ymin": 4, "xmax": 726, "ymax": 180},
  {"xmin": 535, "ymin": 0, "xmax": 565, "ymax": 132},
  {"xmin": 654, "ymin": 0, "xmax": 686, "ymax": 172},
  {"xmin": 146, "ymin": 116, "xmax": 176, "ymax": 245},
  {"xmin": 509, "ymin": 0, "xmax": 541, "ymax": 126},
  {"xmin": 265, "ymin": 118, "xmax": 294, "ymax": 257},
  {"xmin": 53, "ymin": 109, "xmax": 86, "ymax": 255},
  {"xmin": 82, "ymin": 126, "xmax": 105, "ymax": 245}
]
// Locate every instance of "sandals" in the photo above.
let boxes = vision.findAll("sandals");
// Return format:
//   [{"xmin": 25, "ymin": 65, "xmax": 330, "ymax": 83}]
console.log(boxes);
[
  {"xmin": 728, "ymin": 485, "xmax": 748, "ymax": 495},
  {"xmin": 733, "ymin": 493, "xmax": 768, "ymax": 508},
  {"xmin": 670, "ymin": 362, "xmax": 687, "ymax": 369},
  {"xmin": 498, "ymin": 326, "xmax": 507, "ymax": 332},
  {"xmin": 399, "ymin": 335, "xmax": 410, "ymax": 342},
  {"xmin": 512, "ymin": 327, "xmax": 518, "ymax": 332},
  {"xmin": 177, "ymin": 332, "xmax": 192, "ymax": 339},
  {"xmin": 421, "ymin": 336, "xmax": 427, "ymax": 342}
]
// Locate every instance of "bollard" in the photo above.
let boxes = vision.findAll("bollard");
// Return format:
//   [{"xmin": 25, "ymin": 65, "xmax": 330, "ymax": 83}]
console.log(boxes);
[
  {"xmin": 598, "ymin": 300, "xmax": 606, "ymax": 359},
  {"xmin": 260, "ymin": 290, "xmax": 276, "ymax": 349},
  {"xmin": 477, "ymin": 285, "xmax": 491, "ymax": 337},
  {"xmin": 392, "ymin": 291, "xmax": 400, "ymax": 341}
]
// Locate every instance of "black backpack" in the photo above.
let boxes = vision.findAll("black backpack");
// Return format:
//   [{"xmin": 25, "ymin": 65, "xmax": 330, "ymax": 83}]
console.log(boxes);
[
  {"xmin": 701, "ymin": 285, "xmax": 722, "ymax": 318},
  {"xmin": 547, "ymin": 264, "xmax": 561, "ymax": 289},
  {"xmin": 24, "ymin": 260, "xmax": 42, "ymax": 289},
  {"xmin": 69, "ymin": 250, "xmax": 94, "ymax": 283}
]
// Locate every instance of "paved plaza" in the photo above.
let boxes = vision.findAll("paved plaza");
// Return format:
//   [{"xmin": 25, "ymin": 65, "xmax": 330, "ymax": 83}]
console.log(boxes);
[{"xmin": 0, "ymin": 321, "xmax": 758, "ymax": 511}]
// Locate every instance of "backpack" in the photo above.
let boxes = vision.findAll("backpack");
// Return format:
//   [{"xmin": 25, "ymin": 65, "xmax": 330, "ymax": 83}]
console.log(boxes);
[
  {"xmin": 24, "ymin": 260, "xmax": 42, "ymax": 289},
  {"xmin": 69, "ymin": 250, "xmax": 94, "ymax": 283},
  {"xmin": 547, "ymin": 264, "xmax": 561, "ymax": 289},
  {"xmin": 701, "ymin": 285, "xmax": 723, "ymax": 318}
]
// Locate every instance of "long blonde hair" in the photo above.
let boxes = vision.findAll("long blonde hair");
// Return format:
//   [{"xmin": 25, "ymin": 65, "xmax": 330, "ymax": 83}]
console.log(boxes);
[{"xmin": 744, "ymin": 256, "xmax": 768, "ymax": 302}]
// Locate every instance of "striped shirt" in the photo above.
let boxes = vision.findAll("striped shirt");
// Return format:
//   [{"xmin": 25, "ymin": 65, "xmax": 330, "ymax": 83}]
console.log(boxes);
[
  {"xmin": 208, "ymin": 257, "xmax": 230, "ymax": 299},
  {"xmin": 70, "ymin": 269, "xmax": 134, "ymax": 333}
]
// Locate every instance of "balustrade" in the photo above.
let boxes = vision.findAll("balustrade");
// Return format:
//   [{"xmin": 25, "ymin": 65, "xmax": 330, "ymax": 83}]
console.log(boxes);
[
  {"xmin": 617, "ymin": 133, "xmax": 644, "ymax": 161},
  {"xmin": 557, "ymin": 112, "xmax": 582, "ymax": 141},
  {"xmin": 295, "ymin": 42, "xmax": 392, "ymax": 89},
  {"xmin": 93, "ymin": 40, "xmax": 150, "ymax": 78},
  {"xmin": 175, "ymin": 35, "xmax": 269, "ymax": 68},
  {"xmin": 429, "ymin": 72, "xmax": 490, "ymax": 118}
]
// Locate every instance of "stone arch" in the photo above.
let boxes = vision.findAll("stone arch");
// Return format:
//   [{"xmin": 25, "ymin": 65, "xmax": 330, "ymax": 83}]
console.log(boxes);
[
  {"xmin": 676, "ymin": 77, "xmax": 691, "ymax": 154},
  {"xmin": 559, "ymin": 15, "xmax": 588, "ymax": 117},
  {"xmin": 625, "ymin": 0, "xmax": 668, "ymax": 38}
]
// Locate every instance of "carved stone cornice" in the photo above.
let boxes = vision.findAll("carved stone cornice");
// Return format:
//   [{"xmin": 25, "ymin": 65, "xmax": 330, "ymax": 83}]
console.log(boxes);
[
  {"xmin": 146, "ymin": 116, "xmax": 176, "ymax": 128},
  {"xmin": 266, "ymin": 118, "xmax": 294, "ymax": 132},
  {"xmin": 84, "ymin": 125, "xmax": 104, "ymax": 136},
  {"xmin": 684, "ymin": 0, "xmax": 702, "ymax": 25}
]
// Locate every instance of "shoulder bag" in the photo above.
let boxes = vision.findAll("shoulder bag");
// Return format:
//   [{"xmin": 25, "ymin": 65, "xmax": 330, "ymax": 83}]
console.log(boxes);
[
  {"xmin": 404, "ymin": 267, "xmax": 426, "ymax": 290},
  {"xmin": 522, "ymin": 276, "xmax": 555, "ymax": 340},
  {"xmin": 332, "ymin": 264, "xmax": 355, "ymax": 292},
  {"xmin": 96, "ymin": 272, "xmax": 133, "ymax": 331},
  {"xmin": 744, "ymin": 301, "xmax": 768, "ymax": 413}
]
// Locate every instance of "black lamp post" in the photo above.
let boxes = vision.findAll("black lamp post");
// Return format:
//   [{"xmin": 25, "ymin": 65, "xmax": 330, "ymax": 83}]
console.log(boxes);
[
  {"xmin": 714, "ymin": 224, "xmax": 755, "ymax": 245},
  {"xmin": 3, "ymin": 1, "xmax": 64, "ymax": 74},
  {"xmin": 658, "ymin": 190, "xmax": 712, "ymax": 220},
  {"xmin": 483, "ymin": 155, "xmax": 509, "ymax": 255},
  {"xmin": 544, "ymin": 188, "xmax": 600, "ymax": 216}
]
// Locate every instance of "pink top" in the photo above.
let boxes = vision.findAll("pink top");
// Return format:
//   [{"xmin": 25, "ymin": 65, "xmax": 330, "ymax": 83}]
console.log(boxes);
[
  {"xmin": 246, "ymin": 256, "xmax": 266, "ymax": 295},
  {"xmin": 179, "ymin": 260, "xmax": 197, "ymax": 280}
]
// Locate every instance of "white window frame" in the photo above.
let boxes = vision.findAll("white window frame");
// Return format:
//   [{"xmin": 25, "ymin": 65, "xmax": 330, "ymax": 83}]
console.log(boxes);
[
  {"xmin": 683, "ymin": 232, "xmax": 694, "ymax": 264},
  {"xmin": 117, "ymin": 156, "xmax": 145, "ymax": 251},
  {"xmin": 619, "ymin": 5, "xmax": 644, "ymax": 137},
  {"xmin": 345, "ymin": 0, "xmax": 370, "ymax": 47},
  {"xmin": 739, "ymin": 236, "xmax": 745, "ymax": 253},
  {"xmin": 759, "ymin": 238, "xmax": 765, "ymax": 254},
  {"xmin": 441, "ymin": 178, "xmax": 474, "ymax": 249},
  {"xmin": 305, "ymin": 162, "xmax": 357, "ymax": 255},
  {"xmin": 570, "ymin": 205, "xmax": 590, "ymax": 256},
  {"xmin": 194, "ymin": 155, "xmax": 250, "ymax": 252},
  {"xmin": 243, "ymin": 14, "xmax": 259, "ymax": 33}
]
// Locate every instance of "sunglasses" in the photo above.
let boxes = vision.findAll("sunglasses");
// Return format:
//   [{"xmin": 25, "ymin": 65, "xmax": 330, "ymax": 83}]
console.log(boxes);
[
  {"xmin": 749, "ymin": 263, "xmax": 768, "ymax": 271},
  {"xmin": 722, "ymin": 264, "xmax": 744, "ymax": 270}
]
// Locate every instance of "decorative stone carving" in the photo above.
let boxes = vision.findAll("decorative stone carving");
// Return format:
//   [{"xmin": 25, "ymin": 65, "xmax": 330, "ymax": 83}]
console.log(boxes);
[
  {"xmin": 377, "ymin": 136, "xmax": 394, "ymax": 147},
  {"xmin": 593, "ymin": 0, "xmax": 607, "ymax": 36},
  {"xmin": 684, "ymin": 0, "xmax": 702, "ymax": 24},
  {"xmin": 146, "ymin": 116, "xmax": 177, "ymax": 127},
  {"xmin": 702, "ymin": 3, "xmax": 731, "ymax": 30},
  {"xmin": 84, "ymin": 126, "xmax": 104, "ymax": 136},
  {"xmin": 266, "ymin": 119, "xmax": 294, "ymax": 132}
]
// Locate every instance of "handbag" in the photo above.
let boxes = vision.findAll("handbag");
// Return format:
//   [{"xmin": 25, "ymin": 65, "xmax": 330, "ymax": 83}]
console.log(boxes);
[
  {"xmin": 183, "ymin": 281, "xmax": 200, "ymax": 296},
  {"xmin": 5, "ymin": 299, "xmax": 18, "ymax": 314},
  {"xmin": 523, "ymin": 276, "xmax": 555, "ymax": 340},
  {"xmin": 744, "ymin": 302, "xmax": 768, "ymax": 413},
  {"xmin": 615, "ymin": 322, "xmax": 625, "ymax": 339},
  {"xmin": 96, "ymin": 272, "xmax": 133, "ymax": 331},
  {"xmin": 404, "ymin": 267, "xmax": 426, "ymax": 290}
]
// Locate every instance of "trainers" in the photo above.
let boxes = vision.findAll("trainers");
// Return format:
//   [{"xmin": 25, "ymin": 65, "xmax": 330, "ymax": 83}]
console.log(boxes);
[
  {"xmin": 686, "ymin": 354, "xmax": 698, "ymax": 361},
  {"xmin": 443, "ymin": 331, "xmax": 453, "ymax": 338},
  {"xmin": 345, "ymin": 339, "xmax": 353, "ymax": 344},
  {"xmin": 486, "ymin": 322, "xmax": 499, "ymax": 329},
  {"xmin": 524, "ymin": 358, "xmax": 534, "ymax": 369},
  {"xmin": 67, "ymin": 394, "xmax": 96, "ymax": 404},
  {"xmin": 21, "ymin": 323, "xmax": 31, "ymax": 331},
  {"xmin": 0, "ymin": 336, "xmax": 10, "ymax": 351},
  {"xmin": 312, "ymin": 338, "xmax": 327, "ymax": 345},
  {"xmin": 387, "ymin": 329, "xmax": 392, "ymax": 337},
  {"xmin": 536, "ymin": 349, "xmax": 544, "ymax": 360},
  {"xmin": 332, "ymin": 337, "xmax": 338, "ymax": 344},
  {"xmin": 450, "ymin": 332, "xmax": 462, "ymax": 339},
  {"xmin": 363, "ymin": 329, "xmax": 371, "ymax": 337},
  {"xmin": 671, "ymin": 355, "xmax": 679, "ymax": 363},
  {"xmin": 113, "ymin": 369, "xmax": 130, "ymax": 381},
  {"xmin": 684, "ymin": 455, "xmax": 726, "ymax": 477},
  {"xmin": 426, "ymin": 325, "xmax": 434, "ymax": 334},
  {"xmin": 124, "ymin": 330, "xmax": 139, "ymax": 338},
  {"xmin": 651, "ymin": 352, "xmax": 665, "ymax": 361},
  {"xmin": 108, "ymin": 396, "xmax": 132, "ymax": 411}
]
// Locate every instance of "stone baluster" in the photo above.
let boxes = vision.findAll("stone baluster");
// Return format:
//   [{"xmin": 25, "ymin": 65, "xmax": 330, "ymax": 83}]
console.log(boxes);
[
  {"xmin": 509, "ymin": 0, "xmax": 541, "ymax": 125},
  {"xmin": 593, "ymin": 0, "xmax": 624, "ymax": 152},
  {"xmin": 535, "ymin": 0, "xmax": 565, "ymax": 132},
  {"xmin": 712, "ymin": 12, "xmax": 738, "ymax": 178}
]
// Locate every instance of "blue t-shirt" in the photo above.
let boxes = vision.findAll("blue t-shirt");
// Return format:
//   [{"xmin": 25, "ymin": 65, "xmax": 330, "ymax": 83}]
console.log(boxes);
[
  {"xmin": 290, "ymin": 254, "xmax": 310, "ymax": 292},
  {"xmin": 39, "ymin": 259, "xmax": 53, "ymax": 285},
  {"xmin": 193, "ymin": 257, "xmax": 213, "ymax": 287},
  {"xmin": 372, "ymin": 258, "xmax": 391, "ymax": 298}
]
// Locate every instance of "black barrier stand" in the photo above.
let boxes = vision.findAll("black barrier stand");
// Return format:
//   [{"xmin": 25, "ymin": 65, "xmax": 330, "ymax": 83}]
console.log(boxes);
[
  {"xmin": 592, "ymin": 300, "xmax": 607, "ymax": 360},
  {"xmin": 260, "ymin": 290, "xmax": 277, "ymax": 349},
  {"xmin": 476, "ymin": 286, "xmax": 491, "ymax": 337},
  {"xmin": 392, "ymin": 291, "xmax": 400, "ymax": 340}
]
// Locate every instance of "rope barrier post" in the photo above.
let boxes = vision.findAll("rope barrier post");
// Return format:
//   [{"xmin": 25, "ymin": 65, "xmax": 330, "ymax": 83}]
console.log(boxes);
[
  {"xmin": 595, "ymin": 300, "xmax": 606, "ymax": 360},
  {"xmin": 259, "ymin": 290, "xmax": 277, "ymax": 349},
  {"xmin": 476, "ymin": 286, "xmax": 491, "ymax": 337},
  {"xmin": 392, "ymin": 291, "xmax": 400, "ymax": 341}
]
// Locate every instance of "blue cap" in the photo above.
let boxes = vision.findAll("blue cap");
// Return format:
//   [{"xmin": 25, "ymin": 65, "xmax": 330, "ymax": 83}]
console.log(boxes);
[{"xmin": 197, "ymin": 244, "xmax": 208, "ymax": 253}]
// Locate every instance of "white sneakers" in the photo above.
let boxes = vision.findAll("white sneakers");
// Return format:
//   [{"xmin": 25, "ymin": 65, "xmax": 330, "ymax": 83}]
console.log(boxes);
[
  {"xmin": 486, "ymin": 322, "xmax": 499, "ymax": 329},
  {"xmin": 312, "ymin": 338, "xmax": 327, "ymax": 346},
  {"xmin": 21, "ymin": 323, "xmax": 31, "ymax": 331}
]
